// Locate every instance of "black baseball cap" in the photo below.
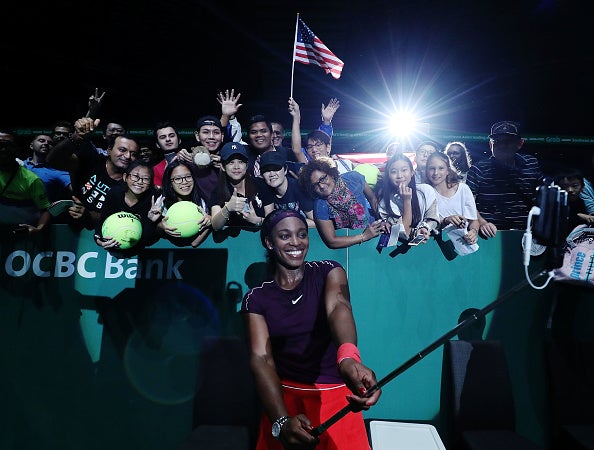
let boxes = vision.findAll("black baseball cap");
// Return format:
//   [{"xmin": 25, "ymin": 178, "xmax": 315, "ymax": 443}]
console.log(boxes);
[
  {"xmin": 259, "ymin": 151, "xmax": 286, "ymax": 172},
  {"xmin": 489, "ymin": 121, "xmax": 520, "ymax": 138},
  {"xmin": 196, "ymin": 115, "xmax": 223, "ymax": 131}
]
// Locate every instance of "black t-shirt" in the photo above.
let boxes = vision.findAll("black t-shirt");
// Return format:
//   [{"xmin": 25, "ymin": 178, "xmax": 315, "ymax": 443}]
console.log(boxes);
[
  {"xmin": 257, "ymin": 177, "xmax": 313, "ymax": 215},
  {"xmin": 247, "ymin": 146, "xmax": 295, "ymax": 178},
  {"xmin": 72, "ymin": 140, "xmax": 125, "ymax": 214},
  {"xmin": 96, "ymin": 184, "xmax": 161, "ymax": 254},
  {"xmin": 208, "ymin": 181, "xmax": 270, "ymax": 227}
]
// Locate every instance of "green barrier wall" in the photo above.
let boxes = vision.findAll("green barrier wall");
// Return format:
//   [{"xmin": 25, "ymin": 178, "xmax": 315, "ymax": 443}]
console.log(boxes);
[{"xmin": 0, "ymin": 225, "xmax": 591, "ymax": 449}]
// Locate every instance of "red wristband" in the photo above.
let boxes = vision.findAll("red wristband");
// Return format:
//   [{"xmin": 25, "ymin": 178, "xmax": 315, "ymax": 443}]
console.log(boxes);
[{"xmin": 337, "ymin": 343, "xmax": 362, "ymax": 366}]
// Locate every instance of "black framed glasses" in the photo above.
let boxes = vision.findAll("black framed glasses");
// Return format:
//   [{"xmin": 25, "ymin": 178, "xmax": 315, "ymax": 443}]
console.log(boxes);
[
  {"xmin": 312, "ymin": 174, "xmax": 329, "ymax": 189},
  {"xmin": 305, "ymin": 142, "xmax": 325, "ymax": 151},
  {"xmin": 129, "ymin": 173, "xmax": 151, "ymax": 184},
  {"xmin": 170, "ymin": 175, "xmax": 193, "ymax": 185}
]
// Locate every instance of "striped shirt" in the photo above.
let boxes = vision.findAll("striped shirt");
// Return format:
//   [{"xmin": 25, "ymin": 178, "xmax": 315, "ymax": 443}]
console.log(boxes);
[{"xmin": 466, "ymin": 153, "xmax": 542, "ymax": 230}]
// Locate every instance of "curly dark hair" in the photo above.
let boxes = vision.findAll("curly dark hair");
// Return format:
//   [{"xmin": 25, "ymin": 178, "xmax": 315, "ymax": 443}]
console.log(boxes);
[{"xmin": 298, "ymin": 156, "xmax": 340, "ymax": 198}]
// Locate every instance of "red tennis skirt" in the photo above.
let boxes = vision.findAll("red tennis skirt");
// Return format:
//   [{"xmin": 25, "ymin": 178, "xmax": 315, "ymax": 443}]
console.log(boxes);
[{"xmin": 255, "ymin": 380, "xmax": 370, "ymax": 450}]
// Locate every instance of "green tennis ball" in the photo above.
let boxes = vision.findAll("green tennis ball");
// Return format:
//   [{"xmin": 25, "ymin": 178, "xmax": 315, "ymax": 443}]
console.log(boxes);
[
  {"xmin": 354, "ymin": 163, "xmax": 381, "ymax": 188},
  {"xmin": 101, "ymin": 211, "xmax": 142, "ymax": 249},
  {"xmin": 165, "ymin": 201, "xmax": 203, "ymax": 238}
]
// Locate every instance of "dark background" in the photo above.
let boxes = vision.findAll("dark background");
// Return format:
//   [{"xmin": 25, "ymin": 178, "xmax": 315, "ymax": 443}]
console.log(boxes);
[{"xmin": 2, "ymin": 0, "xmax": 592, "ymax": 167}]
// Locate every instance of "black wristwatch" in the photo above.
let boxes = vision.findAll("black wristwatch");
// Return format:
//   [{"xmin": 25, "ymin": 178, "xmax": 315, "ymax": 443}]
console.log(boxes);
[{"xmin": 271, "ymin": 416, "xmax": 290, "ymax": 439}]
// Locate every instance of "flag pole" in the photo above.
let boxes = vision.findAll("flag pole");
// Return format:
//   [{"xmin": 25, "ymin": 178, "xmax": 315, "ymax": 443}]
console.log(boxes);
[{"xmin": 290, "ymin": 13, "xmax": 300, "ymax": 99}]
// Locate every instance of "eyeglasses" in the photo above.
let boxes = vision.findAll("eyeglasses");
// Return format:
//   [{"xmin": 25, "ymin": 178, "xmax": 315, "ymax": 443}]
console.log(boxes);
[
  {"xmin": 306, "ymin": 142, "xmax": 325, "ymax": 151},
  {"xmin": 170, "ymin": 175, "xmax": 193, "ymax": 185},
  {"xmin": 129, "ymin": 173, "xmax": 151, "ymax": 184},
  {"xmin": 417, "ymin": 150, "xmax": 434, "ymax": 157},
  {"xmin": 312, "ymin": 174, "xmax": 329, "ymax": 189}
]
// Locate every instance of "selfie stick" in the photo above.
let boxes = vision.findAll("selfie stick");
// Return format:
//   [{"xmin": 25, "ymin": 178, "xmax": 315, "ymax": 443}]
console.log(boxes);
[{"xmin": 311, "ymin": 269, "xmax": 548, "ymax": 437}]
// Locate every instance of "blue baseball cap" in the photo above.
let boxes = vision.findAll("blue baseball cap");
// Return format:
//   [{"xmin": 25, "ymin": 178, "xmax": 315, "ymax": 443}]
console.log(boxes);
[{"xmin": 220, "ymin": 142, "xmax": 248, "ymax": 163}]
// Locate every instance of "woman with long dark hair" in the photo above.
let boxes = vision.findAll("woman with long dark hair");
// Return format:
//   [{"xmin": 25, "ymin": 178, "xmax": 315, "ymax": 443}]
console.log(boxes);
[
  {"xmin": 159, "ymin": 159, "xmax": 211, "ymax": 247},
  {"xmin": 377, "ymin": 153, "xmax": 439, "ymax": 245},
  {"xmin": 209, "ymin": 142, "xmax": 272, "ymax": 232}
]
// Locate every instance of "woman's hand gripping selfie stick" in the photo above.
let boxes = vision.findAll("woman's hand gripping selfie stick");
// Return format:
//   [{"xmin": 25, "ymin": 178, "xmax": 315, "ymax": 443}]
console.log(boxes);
[{"xmin": 310, "ymin": 269, "xmax": 548, "ymax": 438}]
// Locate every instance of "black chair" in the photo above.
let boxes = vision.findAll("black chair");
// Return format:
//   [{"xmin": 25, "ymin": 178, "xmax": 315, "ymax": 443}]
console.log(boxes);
[
  {"xmin": 441, "ymin": 339, "xmax": 542, "ymax": 450},
  {"xmin": 544, "ymin": 338, "xmax": 594, "ymax": 450},
  {"xmin": 177, "ymin": 336, "xmax": 261, "ymax": 450}
]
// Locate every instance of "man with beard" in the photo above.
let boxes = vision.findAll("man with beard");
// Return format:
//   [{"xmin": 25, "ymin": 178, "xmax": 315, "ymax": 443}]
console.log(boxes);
[{"xmin": 46, "ymin": 117, "xmax": 139, "ymax": 228}]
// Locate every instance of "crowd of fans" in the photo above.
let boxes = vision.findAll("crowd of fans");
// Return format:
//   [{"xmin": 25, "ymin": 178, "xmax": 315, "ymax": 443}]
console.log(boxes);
[{"xmin": 1, "ymin": 89, "xmax": 593, "ymax": 258}]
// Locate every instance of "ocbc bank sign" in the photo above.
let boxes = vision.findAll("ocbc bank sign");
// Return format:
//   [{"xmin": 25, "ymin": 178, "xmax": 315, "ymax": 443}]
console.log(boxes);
[{"xmin": 2, "ymin": 249, "xmax": 185, "ymax": 280}]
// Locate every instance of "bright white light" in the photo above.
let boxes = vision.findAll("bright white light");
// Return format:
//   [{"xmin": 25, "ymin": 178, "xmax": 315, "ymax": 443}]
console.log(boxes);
[{"xmin": 388, "ymin": 111, "xmax": 417, "ymax": 137}]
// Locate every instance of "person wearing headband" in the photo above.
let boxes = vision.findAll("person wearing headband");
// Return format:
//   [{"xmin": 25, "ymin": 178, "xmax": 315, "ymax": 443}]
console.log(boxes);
[{"xmin": 241, "ymin": 209, "xmax": 381, "ymax": 449}]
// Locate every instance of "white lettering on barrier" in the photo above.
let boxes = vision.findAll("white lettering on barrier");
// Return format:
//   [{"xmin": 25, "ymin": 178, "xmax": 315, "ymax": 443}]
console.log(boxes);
[
  {"xmin": 166, "ymin": 252, "xmax": 183, "ymax": 279},
  {"xmin": 56, "ymin": 251, "xmax": 77, "ymax": 277},
  {"xmin": 77, "ymin": 252, "xmax": 98, "ymax": 278},
  {"xmin": 33, "ymin": 251, "xmax": 53, "ymax": 277},
  {"xmin": 4, "ymin": 250, "xmax": 184, "ymax": 280},
  {"xmin": 5, "ymin": 250, "xmax": 31, "ymax": 277},
  {"xmin": 104, "ymin": 255, "xmax": 139, "ymax": 279}
]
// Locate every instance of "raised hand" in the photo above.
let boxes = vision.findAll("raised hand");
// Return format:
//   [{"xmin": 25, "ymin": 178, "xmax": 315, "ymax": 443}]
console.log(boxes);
[
  {"xmin": 74, "ymin": 117, "xmax": 101, "ymax": 138},
  {"xmin": 226, "ymin": 188, "xmax": 247, "ymax": 213},
  {"xmin": 321, "ymin": 97, "xmax": 340, "ymax": 124},
  {"xmin": 148, "ymin": 195, "xmax": 164, "ymax": 222},
  {"xmin": 398, "ymin": 182, "xmax": 413, "ymax": 202},
  {"xmin": 288, "ymin": 97, "xmax": 300, "ymax": 119},
  {"xmin": 86, "ymin": 88, "xmax": 106, "ymax": 119},
  {"xmin": 217, "ymin": 89, "xmax": 243, "ymax": 117}
]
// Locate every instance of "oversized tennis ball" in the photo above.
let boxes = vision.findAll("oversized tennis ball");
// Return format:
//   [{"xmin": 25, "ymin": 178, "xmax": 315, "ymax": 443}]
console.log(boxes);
[
  {"xmin": 354, "ymin": 163, "xmax": 381, "ymax": 188},
  {"xmin": 101, "ymin": 211, "xmax": 142, "ymax": 249},
  {"xmin": 165, "ymin": 201, "xmax": 203, "ymax": 238}
]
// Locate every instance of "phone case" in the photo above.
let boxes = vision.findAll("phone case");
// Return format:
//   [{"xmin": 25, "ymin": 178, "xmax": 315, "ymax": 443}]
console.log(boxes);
[{"xmin": 408, "ymin": 234, "xmax": 426, "ymax": 246}]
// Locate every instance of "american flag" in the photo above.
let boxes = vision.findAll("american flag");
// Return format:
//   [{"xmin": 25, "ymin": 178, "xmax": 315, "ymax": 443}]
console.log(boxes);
[{"xmin": 294, "ymin": 18, "xmax": 344, "ymax": 80}]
